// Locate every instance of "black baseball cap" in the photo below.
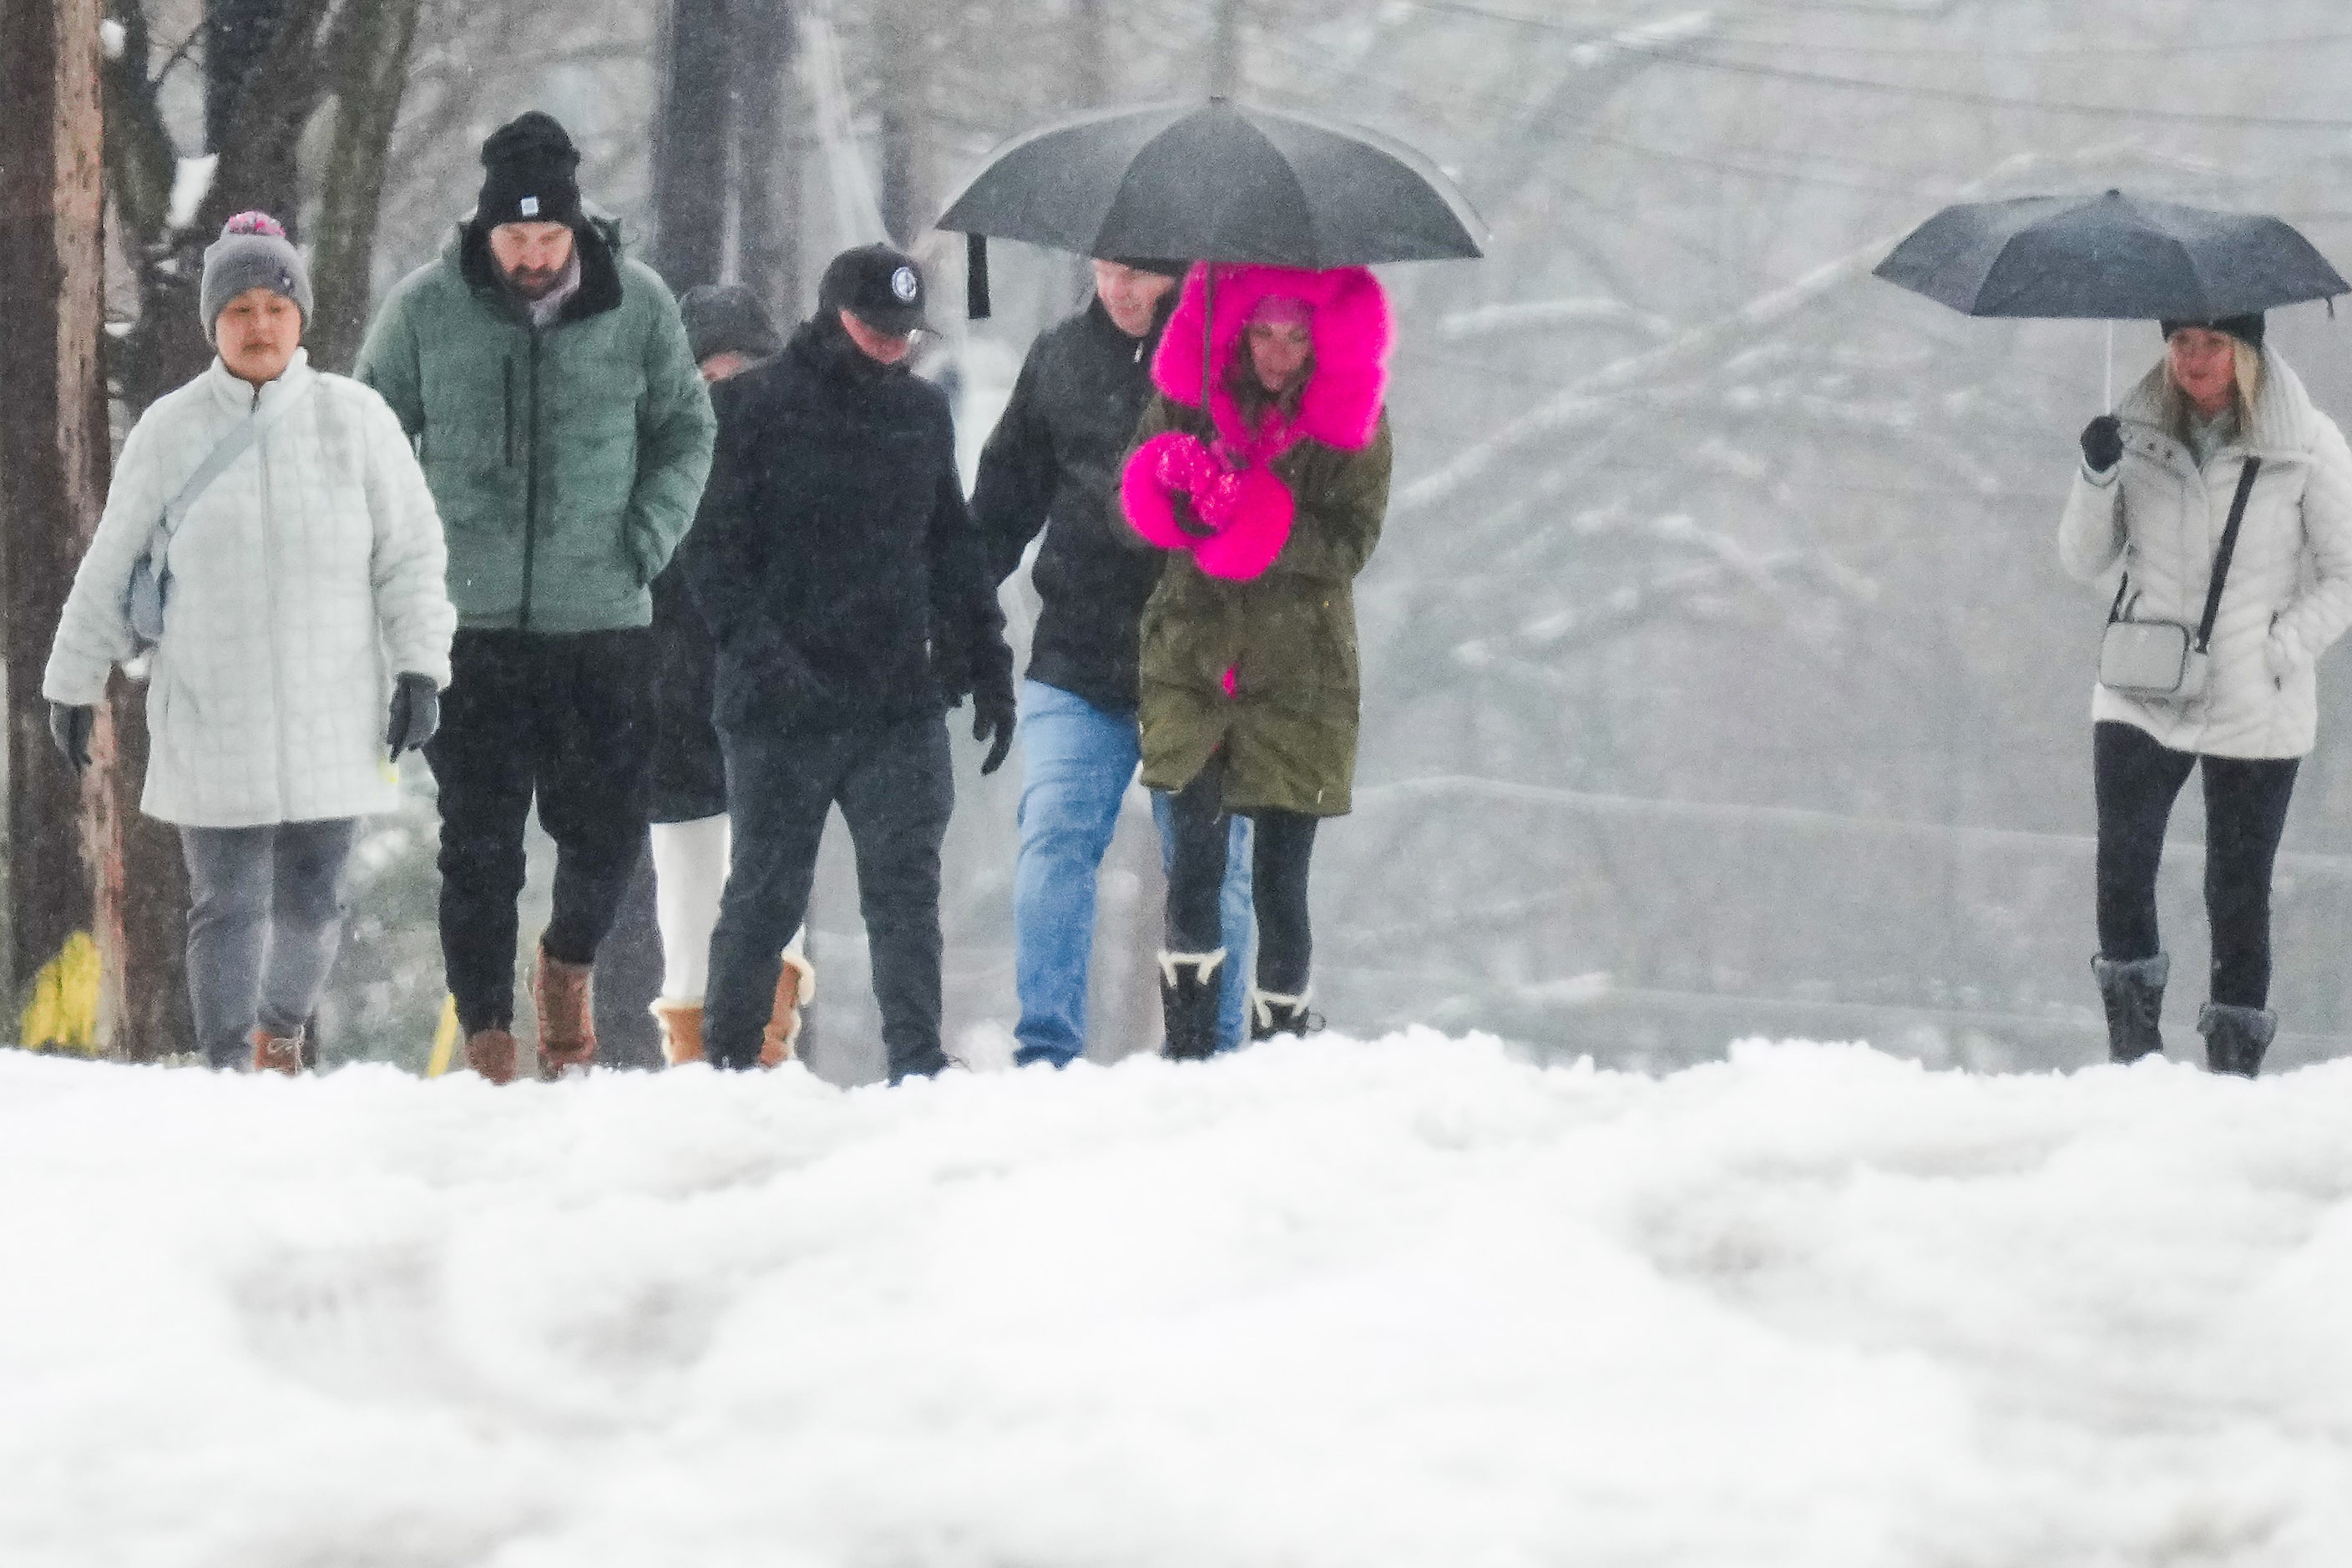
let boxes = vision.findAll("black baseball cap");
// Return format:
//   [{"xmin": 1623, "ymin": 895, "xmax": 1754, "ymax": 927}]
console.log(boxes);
[{"xmin": 819, "ymin": 243, "xmax": 928, "ymax": 334}]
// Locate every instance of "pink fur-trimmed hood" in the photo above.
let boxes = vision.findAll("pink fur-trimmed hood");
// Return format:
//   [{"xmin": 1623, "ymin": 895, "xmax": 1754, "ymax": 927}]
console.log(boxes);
[{"xmin": 1151, "ymin": 262, "xmax": 1392, "ymax": 454}]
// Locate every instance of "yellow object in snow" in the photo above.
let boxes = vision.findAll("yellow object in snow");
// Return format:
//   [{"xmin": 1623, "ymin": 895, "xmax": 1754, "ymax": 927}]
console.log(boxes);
[
  {"xmin": 426, "ymin": 993, "xmax": 459, "ymax": 1077},
  {"xmin": 20, "ymin": 932, "xmax": 103, "ymax": 1055}
]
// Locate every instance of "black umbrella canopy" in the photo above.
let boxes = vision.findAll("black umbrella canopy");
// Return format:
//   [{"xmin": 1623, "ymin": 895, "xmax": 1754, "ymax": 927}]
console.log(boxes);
[
  {"xmin": 1874, "ymin": 189, "xmax": 2347, "ymax": 321},
  {"xmin": 936, "ymin": 98, "xmax": 1487, "ymax": 267}
]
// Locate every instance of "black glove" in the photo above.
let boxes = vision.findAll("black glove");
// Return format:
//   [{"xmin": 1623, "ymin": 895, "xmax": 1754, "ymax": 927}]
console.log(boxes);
[
  {"xmin": 928, "ymin": 630, "xmax": 973, "ymax": 707},
  {"xmin": 48, "ymin": 702, "xmax": 93, "ymax": 772},
  {"xmin": 2079, "ymin": 414, "xmax": 2124, "ymax": 474},
  {"xmin": 972, "ymin": 678, "xmax": 1016, "ymax": 776},
  {"xmin": 385, "ymin": 673, "xmax": 440, "ymax": 760}
]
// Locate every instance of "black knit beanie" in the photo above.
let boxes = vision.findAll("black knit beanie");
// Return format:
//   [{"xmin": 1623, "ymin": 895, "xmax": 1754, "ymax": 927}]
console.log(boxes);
[
  {"xmin": 477, "ymin": 111, "xmax": 582, "ymax": 230},
  {"xmin": 2160, "ymin": 312, "xmax": 2265, "ymax": 350},
  {"xmin": 679, "ymin": 284, "xmax": 783, "ymax": 366}
]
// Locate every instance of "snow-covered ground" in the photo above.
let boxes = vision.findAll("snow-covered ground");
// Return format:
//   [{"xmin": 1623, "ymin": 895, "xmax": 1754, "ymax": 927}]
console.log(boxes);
[{"xmin": 3, "ymin": 1034, "xmax": 2349, "ymax": 1567}]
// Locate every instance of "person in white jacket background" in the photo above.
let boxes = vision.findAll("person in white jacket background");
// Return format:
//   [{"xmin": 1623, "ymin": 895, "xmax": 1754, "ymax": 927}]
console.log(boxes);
[
  {"xmin": 43, "ymin": 212, "xmax": 457, "ymax": 1074},
  {"xmin": 2060, "ymin": 314, "xmax": 2352, "ymax": 1076}
]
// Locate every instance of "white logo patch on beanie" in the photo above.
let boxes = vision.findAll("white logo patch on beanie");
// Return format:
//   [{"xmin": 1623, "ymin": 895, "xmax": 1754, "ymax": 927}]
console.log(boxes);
[
  {"xmin": 521, "ymin": 196, "xmax": 540, "ymax": 218},
  {"xmin": 891, "ymin": 266, "xmax": 919, "ymax": 303}
]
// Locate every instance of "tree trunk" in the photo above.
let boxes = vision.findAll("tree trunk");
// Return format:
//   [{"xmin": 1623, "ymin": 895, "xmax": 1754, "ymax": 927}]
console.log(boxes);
[
  {"xmin": 652, "ymin": 0, "xmax": 734, "ymax": 291},
  {"xmin": 734, "ymin": 0, "xmax": 801, "ymax": 316},
  {"xmin": 1208, "ymin": 0, "xmax": 1242, "ymax": 95},
  {"xmin": 0, "ymin": 0, "xmax": 110, "ymax": 1022},
  {"xmin": 1073, "ymin": 0, "xmax": 1110, "ymax": 105},
  {"xmin": 307, "ymin": 0, "xmax": 426, "ymax": 372},
  {"xmin": 875, "ymin": 0, "xmax": 924, "ymax": 245},
  {"xmin": 196, "ymin": 0, "xmax": 337, "ymax": 237}
]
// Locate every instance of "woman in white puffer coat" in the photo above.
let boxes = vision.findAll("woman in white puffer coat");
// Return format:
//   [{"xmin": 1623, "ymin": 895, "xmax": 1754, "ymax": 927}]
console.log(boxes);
[
  {"xmin": 2060, "ymin": 314, "xmax": 2352, "ymax": 1076},
  {"xmin": 43, "ymin": 213, "xmax": 456, "ymax": 1073}
]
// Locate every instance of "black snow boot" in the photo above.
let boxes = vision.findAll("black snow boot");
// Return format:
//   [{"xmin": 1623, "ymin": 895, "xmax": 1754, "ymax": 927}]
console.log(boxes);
[
  {"xmin": 1248, "ymin": 988, "xmax": 1324, "ymax": 1042},
  {"xmin": 1159, "ymin": 951, "xmax": 1223, "ymax": 1061},
  {"xmin": 2092, "ymin": 953, "xmax": 2168, "ymax": 1064},
  {"xmin": 2198, "ymin": 1002, "xmax": 2276, "ymax": 1078}
]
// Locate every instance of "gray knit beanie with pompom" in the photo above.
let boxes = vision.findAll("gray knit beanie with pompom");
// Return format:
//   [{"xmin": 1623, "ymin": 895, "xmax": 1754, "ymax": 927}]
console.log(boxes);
[{"xmin": 200, "ymin": 211, "xmax": 312, "ymax": 338}]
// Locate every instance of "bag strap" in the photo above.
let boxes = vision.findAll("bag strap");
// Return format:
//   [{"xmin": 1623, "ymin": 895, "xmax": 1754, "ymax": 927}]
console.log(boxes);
[
  {"xmin": 2194, "ymin": 456, "xmax": 2262, "ymax": 654},
  {"xmin": 144, "ymin": 379, "xmax": 316, "ymax": 559},
  {"xmin": 2107, "ymin": 456, "xmax": 2265, "ymax": 640}
]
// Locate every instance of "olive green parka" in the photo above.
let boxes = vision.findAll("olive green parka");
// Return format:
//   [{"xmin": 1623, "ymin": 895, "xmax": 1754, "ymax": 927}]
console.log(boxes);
[{"xmin": 1120, "ymin": 263, "xmax": 1394, "ymax": 817}]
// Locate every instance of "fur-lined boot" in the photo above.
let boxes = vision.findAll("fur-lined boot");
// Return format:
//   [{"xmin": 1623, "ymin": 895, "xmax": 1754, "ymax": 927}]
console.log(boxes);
[
  {"xmin": 1249, "ymin": 987, "xmax": 1324, "ymax": 1043},
  {"xmin": 761, "ymin": 950, "xmax": 817, "ymax": 1069},
  {"xmin": 653, "ymin": 999, "xmax": 705, "ymax": 1066},
  {"xmin": 1160, "ymin": 949, "xmax": 1226, "ymax": 1061},
  {"xmin": 2092, "ymin": 953, "xmax": 2167, "ymax": 1064},
  {"xmin": 2198, "ymin": 1002, "xmax": 2276, "ymax": 1078}
]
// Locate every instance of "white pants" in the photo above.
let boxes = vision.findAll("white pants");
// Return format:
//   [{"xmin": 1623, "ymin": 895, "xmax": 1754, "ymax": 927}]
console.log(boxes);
[{"xmin": 650, "ymin": 813, "xmax": 804, "ymax": 1004}]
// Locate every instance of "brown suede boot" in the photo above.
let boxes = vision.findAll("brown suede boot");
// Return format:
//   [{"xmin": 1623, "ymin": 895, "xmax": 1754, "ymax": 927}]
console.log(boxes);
[
  {"xmin": 654, "ymin": 999, "xmax": 706, "ymax": 1066},
  {"xmin": 465, "ymin": 1027, "xmax": 519, "ymax": 1085},
  {"xmin": 759, "ymin": 952, "xmax": 816, "ymax": 1069},
  {"xmin": 534, "ymin": 945, "xmax": 598, "ymax": 1079},
  {"xmin": 251, "ymin": 1028, "xmax": 305, "ymax": 1076}
]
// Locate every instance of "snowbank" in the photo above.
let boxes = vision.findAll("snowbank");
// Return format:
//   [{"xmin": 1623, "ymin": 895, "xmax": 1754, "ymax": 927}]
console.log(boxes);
[{"xmin": 3, "ymin": 1034, "xmax": 2347, "ymax": 1566}]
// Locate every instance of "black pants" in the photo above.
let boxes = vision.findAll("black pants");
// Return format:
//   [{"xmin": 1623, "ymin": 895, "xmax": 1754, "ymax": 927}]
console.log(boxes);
[
  {"xmin": 2094, "ymin": 721, "xmax": 2299, "ymax": 1009},
  {"xmin": 1163, "ymin": 762, "xmax": 1318, "ymax": 995},
  {"xmin": 706, "ymin": 716, "xmax": 954, "ymax": 1078},
  {"xmin": 427, "ymin": 630, "xmax": 655, "ymax": 1034}
]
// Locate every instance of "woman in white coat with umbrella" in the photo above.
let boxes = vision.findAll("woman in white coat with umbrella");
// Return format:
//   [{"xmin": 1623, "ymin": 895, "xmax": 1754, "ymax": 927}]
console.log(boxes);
[
  {"xmin": 1878, "ymin": 191, "xmax": 2352, "ymax": 1074},
  {"xmin": 2061, "ymin": 315, "xmax": 2352, "ymax": 1074}
]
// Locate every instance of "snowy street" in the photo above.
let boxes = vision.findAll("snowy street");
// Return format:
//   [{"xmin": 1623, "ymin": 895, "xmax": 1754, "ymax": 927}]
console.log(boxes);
[{"xmin": 3, "ymin": 1035, "xmax": 2349, "ymax": 1566}]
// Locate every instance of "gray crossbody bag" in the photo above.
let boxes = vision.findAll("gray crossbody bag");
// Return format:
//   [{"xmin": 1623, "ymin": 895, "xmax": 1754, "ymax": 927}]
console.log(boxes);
[
  {"xmin": 124, "ymin": 382, "xmax": 312, "ymax": 653},
  {"xmin": 2097, "ymin": 456, "xmax": 2260, "ymax": 702}
]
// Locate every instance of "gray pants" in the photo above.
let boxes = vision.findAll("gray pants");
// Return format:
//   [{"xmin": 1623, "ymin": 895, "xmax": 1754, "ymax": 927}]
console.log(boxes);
[{"xmin": 180, "ymin": 819, "xmax": 358, "ymax": 1069}]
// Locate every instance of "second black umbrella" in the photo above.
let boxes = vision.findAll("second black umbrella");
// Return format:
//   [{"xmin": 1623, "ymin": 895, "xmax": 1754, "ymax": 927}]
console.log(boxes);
[{"xmin": 1874, "ymin": 189, "xmax": 2346, "ymax": 321}]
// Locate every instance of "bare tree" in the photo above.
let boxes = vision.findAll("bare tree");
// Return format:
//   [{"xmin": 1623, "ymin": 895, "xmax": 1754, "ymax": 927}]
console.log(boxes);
[{"xmin": 0, "ymin": 0, "xmax": 110, "ymax": 1028}]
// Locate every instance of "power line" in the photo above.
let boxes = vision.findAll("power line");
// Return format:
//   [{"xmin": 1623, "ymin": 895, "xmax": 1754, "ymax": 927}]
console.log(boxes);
[
  {"xmin": 1400, "ymin": 0, "xmax": 2352, "ymax": 129},
  {"xmin": 1248, "ymin": 35, "xmax": 1933, "ymax": 225},
  {"xmin": 1406, "ymin": 0, "xmax": 2352, "ymax": 60}
]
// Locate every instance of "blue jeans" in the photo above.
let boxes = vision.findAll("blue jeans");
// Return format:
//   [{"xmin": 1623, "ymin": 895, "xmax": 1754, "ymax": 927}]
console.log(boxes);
[{"xmin": 1013, "ymin": 680, "xmax": 1251, "ymax": 1066}]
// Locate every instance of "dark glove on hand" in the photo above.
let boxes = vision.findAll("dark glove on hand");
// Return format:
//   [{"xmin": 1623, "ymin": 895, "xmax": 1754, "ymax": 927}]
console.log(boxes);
[
  {"xmin": 48, "ymin": 702, "xmax": 94, "ymax": 772},
  {"xmin": 928, "ymin": 631, "xmax": 973, "ymax": 707},
  {"xmin": 2079, "ymin": 414, "xmax": 2124, "ymax": 474},
  {"xmin": 385, "ymin": 673, "xmax": 440, "ymax": 760},
  {"xmin": 972, "ymin": 680, "xmax": 1017, "ymax": 776}
]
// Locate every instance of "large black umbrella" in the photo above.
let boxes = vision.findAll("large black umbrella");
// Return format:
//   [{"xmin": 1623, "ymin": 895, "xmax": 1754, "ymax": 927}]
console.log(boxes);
[
  {"xmin": 938, "ymin": 97, "xmax": 1487, "ymax": 274},
  {"xmin": 1875, "ymin": 188, "xmax": 2345, "ymax": 406},
  {"xmin": 938, "ymin": 97, "xmax": 1484, "ymax": 412},
  {"xmin": 1874, "ymin": 190, "xmax": 2346, "ymax": 321}
]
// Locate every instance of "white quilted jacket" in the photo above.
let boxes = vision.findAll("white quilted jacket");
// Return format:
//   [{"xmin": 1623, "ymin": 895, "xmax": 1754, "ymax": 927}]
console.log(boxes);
[
  {"xmin": 2058, "ymin": 352, "xmax": 2352, "ymax": 760},
  {"xmin": 44, "ymin": 352, "xmax": 456, "ymax": 827}
]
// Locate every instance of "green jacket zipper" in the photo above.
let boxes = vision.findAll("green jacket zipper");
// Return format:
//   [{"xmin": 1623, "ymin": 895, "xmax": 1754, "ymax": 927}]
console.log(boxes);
[{"xmin": 518, "ymin": 327, "xmax": 543, "ymax": 631}]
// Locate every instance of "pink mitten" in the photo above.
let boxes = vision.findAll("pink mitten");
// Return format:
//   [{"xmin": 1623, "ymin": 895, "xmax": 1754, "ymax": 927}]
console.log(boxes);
[
  {"xmin": 1121, "ymin": 432, "xmax": 1211, "ymax": 549},
  {"xmin": 1191, "ymin": 468, "xmax": 1294, "ymax": 580}
]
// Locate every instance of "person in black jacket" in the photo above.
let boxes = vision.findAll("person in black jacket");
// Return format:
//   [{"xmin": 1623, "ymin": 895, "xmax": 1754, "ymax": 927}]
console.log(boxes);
[
  {"xmin": 685, "ymin": 245, "xmax": 1015, "ymax": 1080},
  {"xmin": 973, "ymin": 259, "xmax": 1253, "ymax": 1068},
  {"xmin": 630, "ymin": 284, "xmax": 815, "ymax": 1070}
]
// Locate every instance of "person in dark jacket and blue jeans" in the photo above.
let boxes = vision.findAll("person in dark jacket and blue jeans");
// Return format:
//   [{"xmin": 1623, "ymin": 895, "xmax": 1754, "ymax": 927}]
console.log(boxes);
[
  {"xmin": 685, "ymin": 245, "xmax": 1016, "ymax": 1080},
  {"xmin": 974, "ymin": 260, "xmax": 1253, "ymax": 1067}
]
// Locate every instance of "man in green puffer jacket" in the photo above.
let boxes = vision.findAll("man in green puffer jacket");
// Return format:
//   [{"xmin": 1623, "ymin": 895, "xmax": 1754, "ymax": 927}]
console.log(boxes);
[{"xmin": 354, "ymin": 110, "xmax": 715, "ymax": 1085}]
